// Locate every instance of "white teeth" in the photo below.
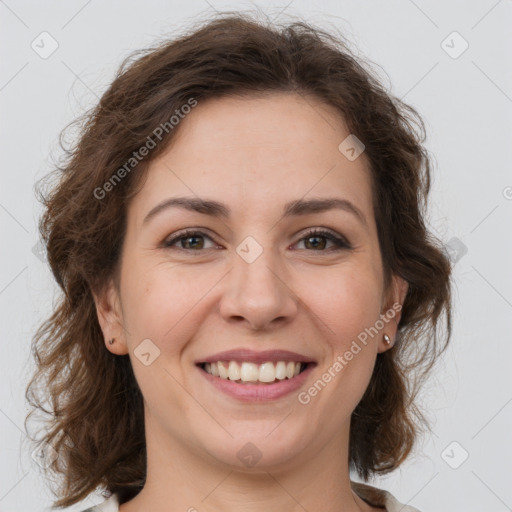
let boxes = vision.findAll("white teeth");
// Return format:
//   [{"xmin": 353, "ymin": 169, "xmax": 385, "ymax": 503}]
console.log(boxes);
[
  {"xmin": 258, "ymin": 362, "xmax": 276, "ymax": 383},
  {"xmin": 286, "ymin": 361, "xmax": 295, "ymax": 379},
  {"xmin": 240, "ymin": 362, "xmax": 259, "ymax": 382},
  {"xmin": 275, "ymin": 361, "xmax": 287, "ymax": 380},
  {"xmin": 228, "ymin": 361, "xmax": 241, "ymax": 381},
  {"xmin": 218, "ymin": 361, "xmax": 228, "ymax": 379},
  {"xmin": 203, "ymin": 360, "xmax": 306, "ymax": 383}
]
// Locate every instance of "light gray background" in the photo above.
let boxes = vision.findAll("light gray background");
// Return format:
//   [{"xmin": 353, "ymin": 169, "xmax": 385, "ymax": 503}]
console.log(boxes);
[{"xmin": 1, "ymin": 1, "xmax": 511, "ymax": 511}]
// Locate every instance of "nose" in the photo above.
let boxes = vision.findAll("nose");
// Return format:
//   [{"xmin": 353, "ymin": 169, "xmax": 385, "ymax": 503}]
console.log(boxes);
[{"xmin": 219, "ymin": 244, "xmax": 298, "ymax": 331}]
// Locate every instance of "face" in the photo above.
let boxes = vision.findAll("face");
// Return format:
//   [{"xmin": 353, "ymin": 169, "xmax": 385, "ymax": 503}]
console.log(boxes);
[{"xmin": 95, "ymin": 92, "xmax": 407, "ymax": 473}]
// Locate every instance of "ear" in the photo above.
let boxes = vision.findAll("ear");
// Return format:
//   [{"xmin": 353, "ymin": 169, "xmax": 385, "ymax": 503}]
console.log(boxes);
[
  {"xmin": 377, "ymin": 273, "xmax": 408, "ymax": 353},
  {"xmin": 92, "ymin": 278, "xmax": 129, "ymax": 356}
]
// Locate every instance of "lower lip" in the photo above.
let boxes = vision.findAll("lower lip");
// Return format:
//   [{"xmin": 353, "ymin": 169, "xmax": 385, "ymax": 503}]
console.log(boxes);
[{"xmin": 197, "ymin": 364, "xmax": 316, "ymax": 402}]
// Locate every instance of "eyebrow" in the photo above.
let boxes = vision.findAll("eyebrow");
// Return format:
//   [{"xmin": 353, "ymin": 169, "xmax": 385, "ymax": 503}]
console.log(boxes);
[{"xmin": 142, "ymin": 196, "xmax": 368, "ymax": 227}]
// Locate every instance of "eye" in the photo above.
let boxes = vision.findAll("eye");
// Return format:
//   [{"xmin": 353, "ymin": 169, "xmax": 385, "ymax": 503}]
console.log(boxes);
[
  {"xmin": 163, "ymin": 228, "xmax": 351, "ymax": 252},
  {"xmin": 163, "ymin": 229, "xmax": 218, "ymax": 251},
  {"xmin": 294, "ymin": 228, "xmax": 352, "ymax": 251}
]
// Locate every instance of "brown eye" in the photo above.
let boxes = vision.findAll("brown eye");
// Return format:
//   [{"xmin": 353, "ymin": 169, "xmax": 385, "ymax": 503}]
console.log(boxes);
[{"xmin": 303, "ymin": 235, "xmax": 328, "ymax": 250}]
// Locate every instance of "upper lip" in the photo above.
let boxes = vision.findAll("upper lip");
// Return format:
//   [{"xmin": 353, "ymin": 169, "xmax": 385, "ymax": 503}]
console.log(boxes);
[{"xmin": 196, "ymin": 349, "xmax": 316, "ymax": 365}]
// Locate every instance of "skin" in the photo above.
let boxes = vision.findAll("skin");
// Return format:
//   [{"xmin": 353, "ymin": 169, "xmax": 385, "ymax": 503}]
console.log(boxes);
[{"xmin": 94, "ymin": 92, "xmax": 408, "ymax": 512}]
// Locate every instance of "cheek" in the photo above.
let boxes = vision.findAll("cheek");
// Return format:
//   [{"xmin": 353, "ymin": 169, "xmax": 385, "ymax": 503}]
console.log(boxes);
[
  {"xmin": 304, "ymin": 264, "xmax": 381, "ymax": 392},
  {"xmin": 119, "ymin": 263, "xmax": 201, "ymax": 411},
  {"xmin": 303, "ymin": 263, "xmax": 383, "ymax": 344},
  {"xmin": 121, "ymin": 260, "xmax": 224, "ymax": 358}
]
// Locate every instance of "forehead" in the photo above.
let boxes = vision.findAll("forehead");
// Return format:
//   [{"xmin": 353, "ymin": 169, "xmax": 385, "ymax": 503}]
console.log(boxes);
[{"xmin": 128, "ymin": 92, "xmax": 374, "ymax": 229}]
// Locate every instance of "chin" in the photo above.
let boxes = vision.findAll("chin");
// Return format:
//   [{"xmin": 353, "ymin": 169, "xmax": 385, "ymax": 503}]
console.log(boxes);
[{"xmin": 198, "ymin": 425, "xmax": 312, "ymax": 472}]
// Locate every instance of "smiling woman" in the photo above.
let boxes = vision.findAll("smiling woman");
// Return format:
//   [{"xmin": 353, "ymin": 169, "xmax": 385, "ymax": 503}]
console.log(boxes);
[{"xmin": 25, "ymin": 11, "xmax": 452, "ymax": 512}]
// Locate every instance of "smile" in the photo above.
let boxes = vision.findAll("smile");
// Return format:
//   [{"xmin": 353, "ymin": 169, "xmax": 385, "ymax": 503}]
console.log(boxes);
[
  {"xmin": 197, "ymin": 361, "xmax": 316, "ymax": 401},
  {"xmin": 201, "ymin": 360, "xmax": 308, "ymax": 383}
]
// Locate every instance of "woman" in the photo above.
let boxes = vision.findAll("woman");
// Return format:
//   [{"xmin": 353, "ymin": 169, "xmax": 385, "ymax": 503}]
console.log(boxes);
[{"xmin": 25, "ymin": 12, "xmax": 451, "ymax": 512}]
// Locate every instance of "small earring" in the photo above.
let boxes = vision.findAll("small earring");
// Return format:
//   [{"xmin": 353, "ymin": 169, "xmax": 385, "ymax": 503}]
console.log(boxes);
[
  {"xmin": 109, "ymin": 338, "xmax": 115, "ymax": 345},
  {"xmin": 383, "ymin": 334, "xmax": 391, "ymax": 345}
]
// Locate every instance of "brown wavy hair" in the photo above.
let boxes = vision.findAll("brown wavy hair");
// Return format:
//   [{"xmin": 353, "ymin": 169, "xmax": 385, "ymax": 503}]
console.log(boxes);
[{"xmin": 25, "ymin": 11, "xmax": 452, "ymax": 509}]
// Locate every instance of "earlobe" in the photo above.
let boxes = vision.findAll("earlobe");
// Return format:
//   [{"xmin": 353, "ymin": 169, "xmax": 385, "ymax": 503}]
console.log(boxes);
[{"xmin": 92, "ymin": 279, "xmax": 129, "ymax": 355}]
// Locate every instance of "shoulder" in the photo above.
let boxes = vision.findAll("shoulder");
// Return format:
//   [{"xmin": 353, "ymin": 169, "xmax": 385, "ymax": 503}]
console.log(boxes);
[
  {"xmin": 351, "ymin": 481, "xmax": 422, "ymax": 512},
  {"xmin": 78, "ymin": 492, "xmax": 120, "ymax": 512}
]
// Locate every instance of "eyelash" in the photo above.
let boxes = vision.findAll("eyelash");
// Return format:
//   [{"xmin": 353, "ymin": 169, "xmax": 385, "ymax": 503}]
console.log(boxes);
[{"xmin": 163, "ymin": 228, "xmax": 352, "ymax": 253}]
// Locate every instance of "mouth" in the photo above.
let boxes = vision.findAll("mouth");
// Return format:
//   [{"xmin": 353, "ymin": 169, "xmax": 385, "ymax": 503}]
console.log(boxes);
[
  {"xmin": 196, "ymin": 360, "xmax": 314, "ymax": 385},
  {"xmin": 195, "ymin": 360, "xmax": 317, "ymax": 402}
]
